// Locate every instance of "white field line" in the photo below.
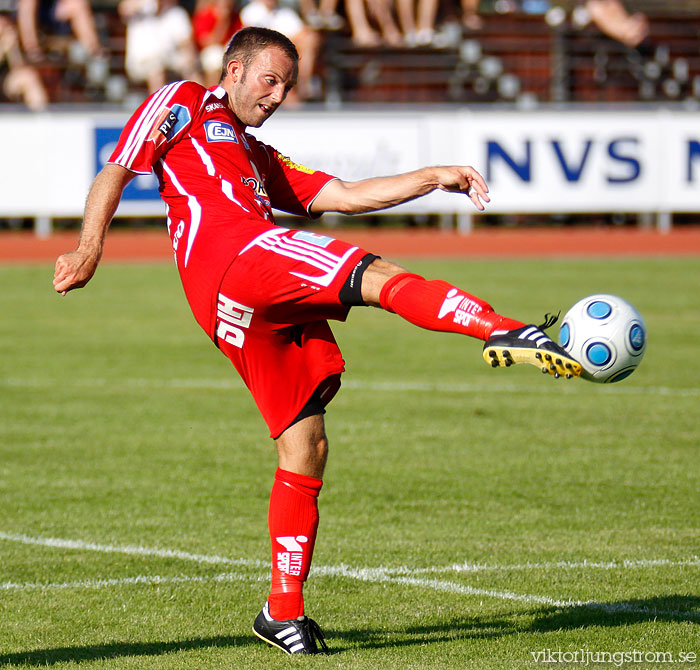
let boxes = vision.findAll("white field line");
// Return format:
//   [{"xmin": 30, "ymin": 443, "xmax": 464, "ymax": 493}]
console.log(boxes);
[
  {"xmin": 344, "ymin": 380, "xmax": 700, "ymax": 399},
  {"xmin": 0, "ymin": 572, "xmax": 267, "ymax": 591},
  {"xmin": 4, "ymin": 376, "xmax": 700, "ymax": 398},
  {"xmin": 2, "ymin": 532, "xmax": 699, "ymax": 620},
  {"xmin": 372, "ymin": 575, "xmax": 700, "ymax": 620},
  {"xmin": 383, "ymin": 556, "xmax": 700, "ymax": 575},
  {"xmin": 0, "ymin": 532, "xmax": 265, "ymax": 569},
  {"xmin": 4, "ymin": 532, "xmax": 697, "ymax": 577},
  {"xmin": 1, "ymin": 567, "xmax": 698, "ymax": 622}
]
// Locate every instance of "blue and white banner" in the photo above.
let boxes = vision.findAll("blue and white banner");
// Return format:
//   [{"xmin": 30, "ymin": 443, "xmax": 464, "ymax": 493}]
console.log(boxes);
[{"xmin": 0, "ymin": 108, "xmax": 697, "ymax": 217}]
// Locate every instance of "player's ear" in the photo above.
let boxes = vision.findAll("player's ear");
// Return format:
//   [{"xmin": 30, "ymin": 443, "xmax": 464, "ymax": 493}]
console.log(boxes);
[{"xmin": 225, "ymin": 58, "xmax": 244, "ymax": 83}]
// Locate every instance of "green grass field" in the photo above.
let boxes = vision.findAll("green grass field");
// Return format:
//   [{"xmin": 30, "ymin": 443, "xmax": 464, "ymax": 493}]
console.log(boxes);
[{"xmin": 1, "ymin": 257, "xmax": 699, "ymax": 669}]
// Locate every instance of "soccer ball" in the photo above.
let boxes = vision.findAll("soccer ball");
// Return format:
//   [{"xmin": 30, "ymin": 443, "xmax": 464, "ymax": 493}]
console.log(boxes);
[{"xmin": 558, "ymin": 294, "xmax": 647, "ymax": 383}]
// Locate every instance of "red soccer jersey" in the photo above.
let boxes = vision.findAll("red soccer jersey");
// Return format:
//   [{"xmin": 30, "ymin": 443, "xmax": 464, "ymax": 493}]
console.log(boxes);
[{"xmin": 108, "ymin": 80, "xmax": 336, "ymax": 337}]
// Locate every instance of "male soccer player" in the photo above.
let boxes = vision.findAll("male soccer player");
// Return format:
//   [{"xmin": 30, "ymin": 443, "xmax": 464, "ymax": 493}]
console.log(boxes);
[{"xmin": 53, "ymin": 26, "xmax": 580, "ymax": 655}]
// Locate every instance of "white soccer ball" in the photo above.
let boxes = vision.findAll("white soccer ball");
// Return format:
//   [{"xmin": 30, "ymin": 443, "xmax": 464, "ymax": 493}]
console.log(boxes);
[{"xmin": 558, "ymin": 294, "xmax": 647, "ymax": 383}]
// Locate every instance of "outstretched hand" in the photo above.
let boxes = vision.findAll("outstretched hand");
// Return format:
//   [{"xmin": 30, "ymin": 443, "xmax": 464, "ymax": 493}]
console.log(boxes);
[
  {"xmin": 435, "ymin": 166, "xmax": 490, "ymax": 211},
  {"xmin": 53, "ymin": 250, "xmax": 100, "ymax": 296}
]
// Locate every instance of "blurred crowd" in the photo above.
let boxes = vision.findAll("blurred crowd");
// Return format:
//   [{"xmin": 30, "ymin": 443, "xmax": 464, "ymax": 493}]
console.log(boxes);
[{"xmin": 0, "ymin": 0, "xmax": 665, "ymax": 110}]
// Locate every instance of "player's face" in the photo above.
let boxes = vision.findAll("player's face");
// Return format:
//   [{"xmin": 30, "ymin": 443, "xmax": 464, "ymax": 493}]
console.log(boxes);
[{"xmin": 227, "ymin": 47, "xmax": 297, "ymax": 128}]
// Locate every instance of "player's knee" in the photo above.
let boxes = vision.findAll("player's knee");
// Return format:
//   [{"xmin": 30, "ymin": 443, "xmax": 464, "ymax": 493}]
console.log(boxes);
[
  {"xmin": 275, "ymin": 414, "xmax": 329, "ymax": 477},
  {"xmin": 360, "ymin": 258, "xmax": 410, "ymax": 307},
  {"xmin": 277, "ymin": 436, "xmax": 328, "ymax": 478},
  {"xmin": 311, "ymin": 434, "xmax": 329, "ymax": 464}
]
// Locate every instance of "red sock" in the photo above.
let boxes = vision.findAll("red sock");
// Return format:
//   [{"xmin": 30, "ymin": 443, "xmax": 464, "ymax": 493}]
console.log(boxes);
[
  {"xmin": 267, "ymin": 467, "xmax": 323, "ymax": 621},
  {"xmin": 379, "ymin": 273, "xmax": 524, "ymax": 341}
]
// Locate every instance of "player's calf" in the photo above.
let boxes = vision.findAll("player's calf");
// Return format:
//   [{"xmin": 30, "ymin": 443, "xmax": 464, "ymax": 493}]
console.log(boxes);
[{"xmin": 378, "ymin": 272, "xmax": 524, "ymax": 340}]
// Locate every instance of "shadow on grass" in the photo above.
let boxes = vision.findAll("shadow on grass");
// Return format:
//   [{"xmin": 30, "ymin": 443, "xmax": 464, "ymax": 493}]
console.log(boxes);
[
  {"xmin": 528, "ymin": 594, "xmax": 700, "ymax": 632},
  {"xmin": 0, "ymin": 635, "xmax": 255, "ymax": 667},
  {"xmin": 331, "ymin": 594, "xmax": 700, "ymax": 651},
  {"xmin": 2, "ymin": 596, "xmax": 697, "ymax": 662}
]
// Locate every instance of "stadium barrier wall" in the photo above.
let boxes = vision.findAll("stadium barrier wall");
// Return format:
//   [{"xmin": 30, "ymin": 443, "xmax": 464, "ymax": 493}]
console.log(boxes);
[{"xmin": 1, "ymin": 108, "xmax": 698, "ymax": 229}]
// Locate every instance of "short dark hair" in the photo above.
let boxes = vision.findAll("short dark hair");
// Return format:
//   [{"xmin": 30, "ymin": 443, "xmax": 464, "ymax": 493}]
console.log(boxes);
[{"xmin": 220, "ymin": 27, "xmax": 299, "ymax": 82}]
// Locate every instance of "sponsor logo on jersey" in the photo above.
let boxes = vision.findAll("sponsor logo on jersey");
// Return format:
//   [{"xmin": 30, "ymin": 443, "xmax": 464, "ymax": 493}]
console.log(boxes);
[
  {"xmin": 204, "ymin": 120, "xmax": 239, "ymax": 143},
  {"xmin": 275, "ymin": 151, "xmax": 315, "ymax": 174},
  {"xmin": 438, "ymin": 288, "xmax": 483, "ymax": 326},
  {"xmin": 241, "ymin": 175, "xmax": 271, "ymax": 207},
  {"xmin": 148, "ymin": 104, "xmax": 191, "ymax": 148},
  {"xmin": 158, "ymin": 104, "xmax": 191, "ymax": 139},
  {"xmin": 205, "ymin": 102, "xmax": 225, "ymax": 113}
]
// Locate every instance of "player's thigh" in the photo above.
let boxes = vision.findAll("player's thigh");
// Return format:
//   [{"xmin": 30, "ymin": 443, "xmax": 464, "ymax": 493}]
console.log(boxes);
[
  {"xmin": 216, "ymin": 314, "xmax": 344, "ymax": 439},
  {"xmin": 227, "ymin": 228, "xmax": 370, "ymax": 322}
]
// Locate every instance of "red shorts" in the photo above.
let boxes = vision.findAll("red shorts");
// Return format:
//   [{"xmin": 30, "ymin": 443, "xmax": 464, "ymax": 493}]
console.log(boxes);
[{"xmin": 215, "ymin": 227, "xmax": 370, "ymax": 438}]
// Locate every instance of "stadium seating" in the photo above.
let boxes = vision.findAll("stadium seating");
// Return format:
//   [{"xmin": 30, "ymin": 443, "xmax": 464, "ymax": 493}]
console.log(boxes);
[
  {"xmin": 2, "ymin": 2, "xmax": 699, "ymax": 108},
  {"xmin": 323, "ymin": 11, "xmax": 700, "ymax": 105}
]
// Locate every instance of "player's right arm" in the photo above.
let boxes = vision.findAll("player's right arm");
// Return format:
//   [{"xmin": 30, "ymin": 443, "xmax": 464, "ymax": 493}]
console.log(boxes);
[
  {"xmin": 53, "ymin": 81, "xmax": 200, "ymax": 296},
  {"xmin": 53, "ymin": 164, "xmax": 135, "ymax": 296}
]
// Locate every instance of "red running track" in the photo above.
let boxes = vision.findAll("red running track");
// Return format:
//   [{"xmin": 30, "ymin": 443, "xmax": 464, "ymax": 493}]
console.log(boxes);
[{"xmin": 2, "ymin": 227, "xmax": 700, "ymax": 263}]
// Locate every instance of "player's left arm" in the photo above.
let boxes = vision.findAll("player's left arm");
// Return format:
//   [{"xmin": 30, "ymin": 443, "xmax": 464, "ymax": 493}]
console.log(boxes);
[{"xmin": 309, "ymin": 165, "xmax": 490, "ymax": 215}]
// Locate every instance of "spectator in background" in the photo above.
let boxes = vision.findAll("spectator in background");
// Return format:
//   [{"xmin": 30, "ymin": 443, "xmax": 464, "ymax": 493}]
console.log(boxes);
[
  {"xmin": 461, "ymin": 0, "xmax": 483, "ymax": 30},
  {"xmin": 119, "ymin": 0, "xmax": 202, "ymax": 93},
  {"xmin": 345, "ymin": 0, "xmax": 403, "ymax": 46},
  {"xmin": 583, "ymin": 0, "xmax": 648, "ymax": 48},
  {"xmin": 0, "ymin": 11, "xmax": 48, "ymax": 110},
  {"xmin": 396, "ymin": 0, "xmax": 439, "ymax": 45},
  {"xmin": 297, "ymin": 0, "xmax": 344, "ymax": 30},
  {"xmin": 193, "ymin": 0, "xmax": 241, "ymax": 86},
  {"xmin": 240, "ymin": 0, "xmax": 320, "ymax": 100},
  {"xmin": 16, "ymin": 0, "xmax": 102, "ymax": 62}
]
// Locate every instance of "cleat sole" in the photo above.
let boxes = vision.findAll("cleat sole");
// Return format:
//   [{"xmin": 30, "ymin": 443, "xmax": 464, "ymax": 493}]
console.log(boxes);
[
  {"xmin": 483, "ymin": 343, "xmax": 582, "ymax": 379},
  {"xmin": 252, "ymin": 628, "xmax": 292, "ymax": 655}
]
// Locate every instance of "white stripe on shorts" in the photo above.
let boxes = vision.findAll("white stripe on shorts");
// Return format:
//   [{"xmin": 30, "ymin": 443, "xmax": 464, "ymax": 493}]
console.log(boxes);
[{"xmin": 239, "ymin": 228, "xmax": 360, "ymax": 288}]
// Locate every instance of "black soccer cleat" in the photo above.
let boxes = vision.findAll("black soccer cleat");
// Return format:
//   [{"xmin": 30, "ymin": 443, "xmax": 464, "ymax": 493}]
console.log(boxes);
[
  {"xmin": 483, "ymin": 313, "xmax": 582, "ymax": 379},
  {"xmin": 252, "ymin": 602, "xmax": 329, "ymax": 655}
]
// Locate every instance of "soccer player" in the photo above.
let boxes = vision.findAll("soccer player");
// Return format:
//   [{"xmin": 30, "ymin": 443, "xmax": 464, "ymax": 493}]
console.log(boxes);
[{"xmin": 53, "ymin": 26, "xmax": 580, "ymax": 655}]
